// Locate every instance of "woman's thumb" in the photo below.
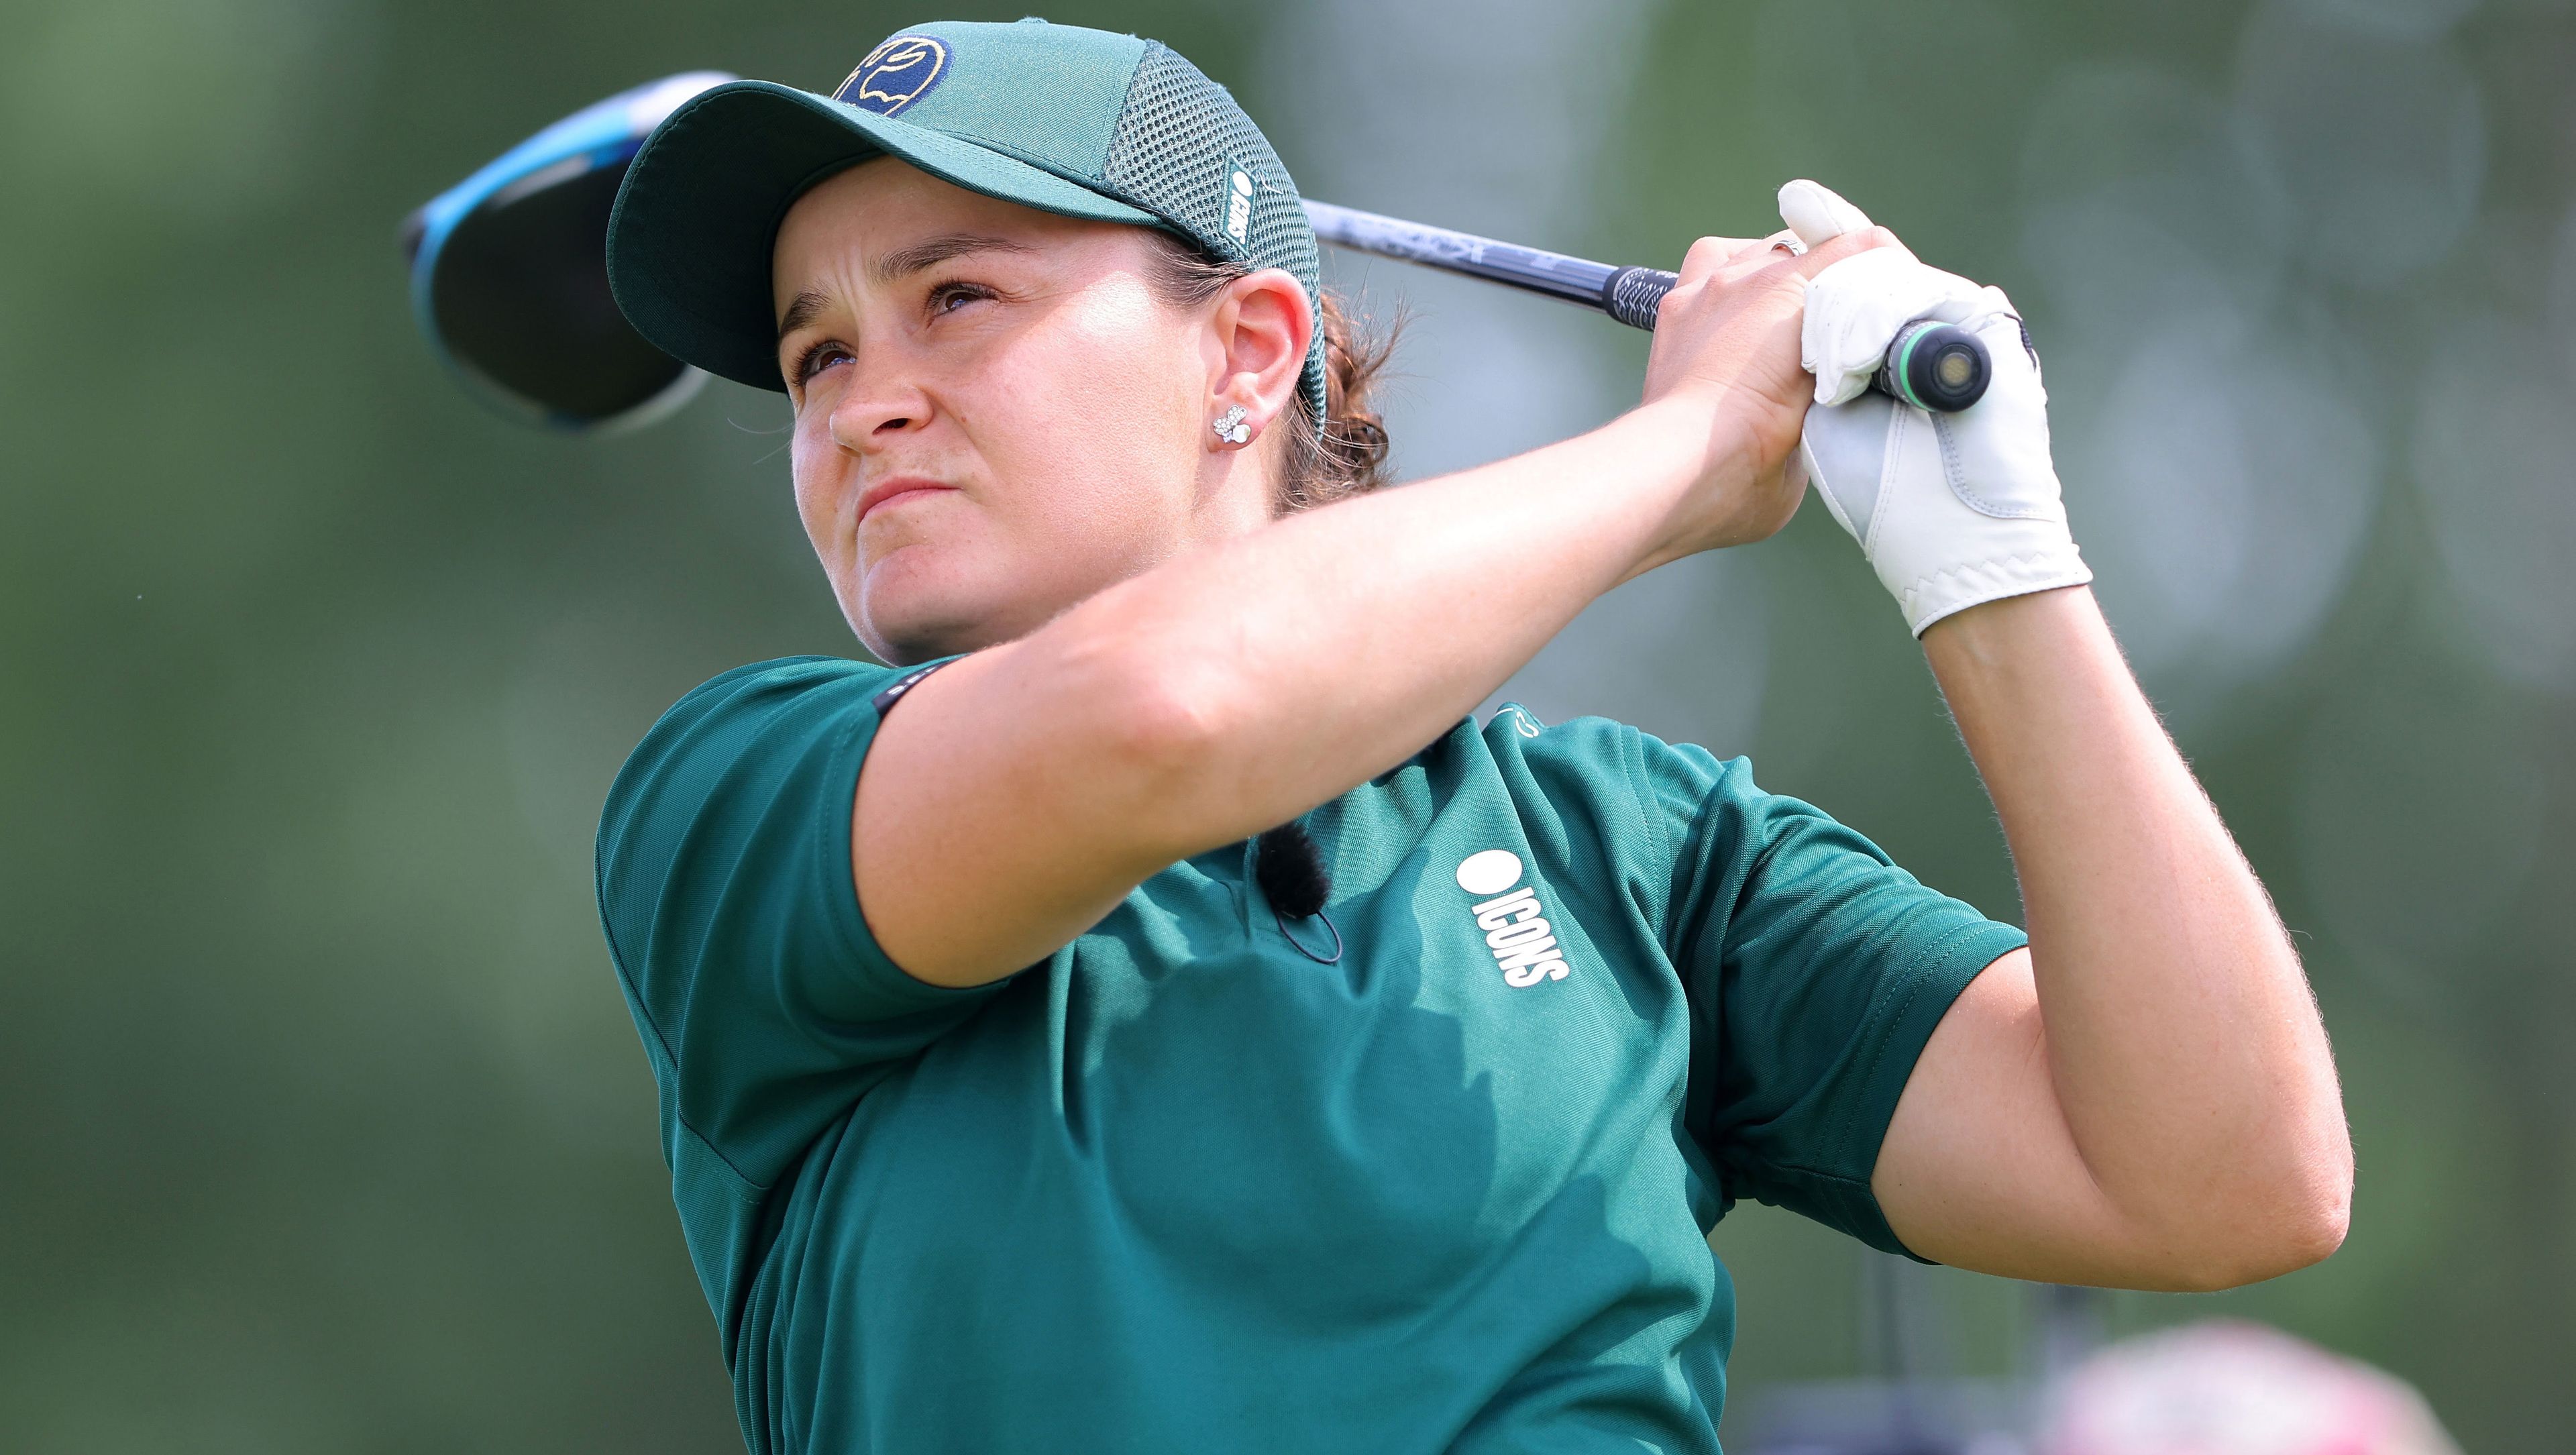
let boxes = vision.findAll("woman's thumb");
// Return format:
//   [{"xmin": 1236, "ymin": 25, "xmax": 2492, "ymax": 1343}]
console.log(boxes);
[{"xmin": 1778, "ymin": 180, "xmax": 1874, "ymax": 250}]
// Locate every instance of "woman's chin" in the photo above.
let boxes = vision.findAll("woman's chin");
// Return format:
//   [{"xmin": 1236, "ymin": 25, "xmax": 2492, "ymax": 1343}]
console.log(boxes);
[
  {"xmin": 852, "ymin": 530, "xmax": 1120, "ymax": 661},
  {"xmin": 855, "ymin": 562, "xmax": 1020, "ymax": 662}
]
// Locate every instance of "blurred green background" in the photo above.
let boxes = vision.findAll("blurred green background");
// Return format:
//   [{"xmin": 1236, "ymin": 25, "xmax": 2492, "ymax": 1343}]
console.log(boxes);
[{"xmin": 5, "ymin": 0, "xmax": 2572, "ymax": 1448}]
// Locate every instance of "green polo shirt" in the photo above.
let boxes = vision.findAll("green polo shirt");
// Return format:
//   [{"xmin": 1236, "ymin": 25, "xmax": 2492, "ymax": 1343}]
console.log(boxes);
[{"xmin": 596, "ymin": 655, "xmax": 2023, "ymax": 1455}]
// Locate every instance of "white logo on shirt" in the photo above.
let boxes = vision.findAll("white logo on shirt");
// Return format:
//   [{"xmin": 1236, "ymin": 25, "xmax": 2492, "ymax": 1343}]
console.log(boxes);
[{"xmin": 1456, "ymin": 850, "xmax": 1571, "ymax": 988}]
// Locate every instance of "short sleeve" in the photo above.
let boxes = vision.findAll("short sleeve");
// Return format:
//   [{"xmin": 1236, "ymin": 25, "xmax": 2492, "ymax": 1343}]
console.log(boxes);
[
  {"xmin": 595, "ymin": 655, "xmax": 1000, "ymax": 1195},
  {"xmin": 1644, "ymin": 740, "xmax": 2026, "ymax": 1258}
]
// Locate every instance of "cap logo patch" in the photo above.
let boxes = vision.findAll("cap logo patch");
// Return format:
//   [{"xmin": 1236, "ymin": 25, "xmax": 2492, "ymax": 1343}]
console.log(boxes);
[
  {"xmin": 1224, "ymin": 161, "xmax": 1254, "ymax": 244},
  {"xmin": 836, "ymin": 35, "xmax": 949, "ymax": 116}
]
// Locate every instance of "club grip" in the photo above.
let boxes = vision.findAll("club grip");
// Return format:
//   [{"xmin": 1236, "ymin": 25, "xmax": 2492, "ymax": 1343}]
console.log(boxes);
[
  {"xmin": 1601, "ymin": 266, "xmax": 1677, "ymax": 330},
  {"xmin": 1603, "ymin": 268, "xmax": 1990, "ymax": 413},
  {"xmin": 1874, "ymin": 319, "xmax": 1991, "ymax": 412}
]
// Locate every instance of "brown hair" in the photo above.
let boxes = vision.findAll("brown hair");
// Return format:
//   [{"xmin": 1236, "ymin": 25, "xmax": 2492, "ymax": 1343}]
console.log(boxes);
[{"xmin": 1140, "ymin": 231, "xmax": 1399, "ymax": 513}]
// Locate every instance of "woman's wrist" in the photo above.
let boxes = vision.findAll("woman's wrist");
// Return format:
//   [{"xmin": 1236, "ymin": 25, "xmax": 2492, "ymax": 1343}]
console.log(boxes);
[
  {"xmin": 1394, "ymin": 396, "xmax": 1731, "ymax": 586},
  {"xmin": 1608, "ymin": 390, "xmax": 1780, "ymax": 580},
  {"xmin": 1917, "ymin": 583, "xmax": 2102, "ymax": 676}
]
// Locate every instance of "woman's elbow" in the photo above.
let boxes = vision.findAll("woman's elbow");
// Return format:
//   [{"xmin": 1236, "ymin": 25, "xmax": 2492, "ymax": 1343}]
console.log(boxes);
[
  {"xmin": 2262, "ymin": 1140, "xmax": 2355, "ymax": 1275},
  {"xmin": 2186, "ymin": 1006, "xmax": 2357, "ymax": 1288},
  {"xmin": 1058, "ymin": 627, "xmax": 1254, "ymax": 834},
  {"xmin": 2263, "ymin": 1079, "xmax": 2358, "ymax": 1271},
  {"xmin": 2164, "ymin": 1144, "xmax": 2353, "ymax": 1292},
  {"xmin": 2283, "ymin": 1173, "xmax": 2354, "ymax": 1271}
]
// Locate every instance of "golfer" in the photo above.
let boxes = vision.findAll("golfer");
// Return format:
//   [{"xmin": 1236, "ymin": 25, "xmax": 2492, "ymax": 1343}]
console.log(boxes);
[{"xmin": 595, "ymin": 18, "xmax": 2351, "ymax": 1454}]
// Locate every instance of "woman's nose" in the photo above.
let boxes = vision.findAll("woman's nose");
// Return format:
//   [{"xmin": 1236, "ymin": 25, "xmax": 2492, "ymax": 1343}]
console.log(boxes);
[{"xmin": 827, "ymin": 368, "xmax": 932, "ymax": 451}]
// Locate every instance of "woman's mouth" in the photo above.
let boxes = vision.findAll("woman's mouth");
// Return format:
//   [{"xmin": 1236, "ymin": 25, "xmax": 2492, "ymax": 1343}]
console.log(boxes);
[{"xmin": 858, "ymin": 477, "xmax": 957, "ymax": 523}]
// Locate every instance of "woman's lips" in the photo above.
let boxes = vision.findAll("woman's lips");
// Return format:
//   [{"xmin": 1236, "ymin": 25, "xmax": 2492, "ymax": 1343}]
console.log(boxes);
[{"xmin": 858, "ymin": 479, "xmax": 956, "ymax": 523}]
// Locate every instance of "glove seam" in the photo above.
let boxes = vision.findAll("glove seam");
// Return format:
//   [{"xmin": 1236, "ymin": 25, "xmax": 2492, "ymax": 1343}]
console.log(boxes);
[
  {"xmin": 1861, "ymin": 408, "xmax": 1905, "ymax": 559},
  {"xmin": 1896, "ymin": 551, "xmax": 2092, "ymax": 632},
  {"xmin": 1894, "ymin": 549, "xmax": 2090, "ymax": 608}
]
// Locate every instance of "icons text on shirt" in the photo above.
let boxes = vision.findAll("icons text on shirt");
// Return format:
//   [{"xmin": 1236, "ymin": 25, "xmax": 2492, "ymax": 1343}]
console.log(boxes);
[{"xmin": 1454, "ymin": 850, "xmax": 1571, "ymax": 988}]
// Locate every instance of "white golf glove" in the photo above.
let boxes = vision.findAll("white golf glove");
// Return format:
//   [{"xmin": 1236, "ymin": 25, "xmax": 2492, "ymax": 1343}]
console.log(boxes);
[{"xmin": 1780, "ymin": 180, "xmax": 2092, "ymax": 637}]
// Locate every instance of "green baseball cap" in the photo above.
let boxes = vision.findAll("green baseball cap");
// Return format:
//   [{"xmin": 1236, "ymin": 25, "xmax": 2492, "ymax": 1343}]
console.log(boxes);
[{"xmin": 606, "ymin": 17, "xmax": 1328, "ymax": 420}]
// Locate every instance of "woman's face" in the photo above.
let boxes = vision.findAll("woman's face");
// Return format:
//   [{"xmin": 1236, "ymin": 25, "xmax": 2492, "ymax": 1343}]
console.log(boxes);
[{"xmin": 772, "ymin": 158, "xmax": 1289, "ymax": 664}]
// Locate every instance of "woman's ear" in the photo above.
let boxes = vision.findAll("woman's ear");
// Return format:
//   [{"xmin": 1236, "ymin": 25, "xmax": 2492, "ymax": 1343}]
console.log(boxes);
[{"xmin": 1208, "ymin": 268, "xmax": 1313, "ymax": 444}]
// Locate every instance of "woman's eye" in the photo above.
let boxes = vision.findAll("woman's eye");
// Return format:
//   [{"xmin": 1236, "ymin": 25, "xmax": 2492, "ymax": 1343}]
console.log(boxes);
[
  {"xmin": 927, "ymin": 282, "xmax": 994, "ymax": 317},
  {"xmin": 794, "ymin": 341, "xmax": 852, "ymax": 385}
]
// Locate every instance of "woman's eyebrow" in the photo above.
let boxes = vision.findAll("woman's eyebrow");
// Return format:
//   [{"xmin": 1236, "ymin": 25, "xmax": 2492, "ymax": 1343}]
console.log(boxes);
[
  {"xmin": 775, "ymin": 235, "xmax": 1038, "ymax": 340},
  {"xmin": 777, "ymin": 288, "xmax": 833, "ymax": 341},
  {"xmin": 869, "ymin": 233, "xmax": 1035, "ymax": 286}
]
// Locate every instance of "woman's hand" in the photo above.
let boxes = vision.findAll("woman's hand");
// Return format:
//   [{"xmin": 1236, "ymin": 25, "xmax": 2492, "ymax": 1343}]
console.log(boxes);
[
  {"xmin": 1796, "ymin": 242, "xmax": 2093, "ymax": 636},
  {"xmin": 1629, "ymin": 225, "xmax": 1902, "ymax": 568}
]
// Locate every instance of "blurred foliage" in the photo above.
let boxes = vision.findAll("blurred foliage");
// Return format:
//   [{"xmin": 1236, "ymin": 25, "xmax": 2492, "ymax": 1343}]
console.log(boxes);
[{"xmin": 3, "ymin": 0, "xmax": 2573, "ymax": 1450}]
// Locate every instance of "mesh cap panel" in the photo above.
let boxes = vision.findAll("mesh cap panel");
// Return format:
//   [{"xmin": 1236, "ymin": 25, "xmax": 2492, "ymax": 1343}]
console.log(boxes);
[{"xmin": 1101, "ymin": 44, "xmax": 1328, "ymax": 421}]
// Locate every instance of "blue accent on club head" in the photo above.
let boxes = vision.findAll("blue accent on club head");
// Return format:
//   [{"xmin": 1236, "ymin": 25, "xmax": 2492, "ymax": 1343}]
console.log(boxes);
[{"xmin": 406, "ymin": 72, "xmax": 731, "ymax": 429}]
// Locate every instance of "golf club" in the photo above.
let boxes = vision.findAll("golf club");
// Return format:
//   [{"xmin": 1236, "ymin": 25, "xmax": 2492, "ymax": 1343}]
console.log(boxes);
[{"xmin": 405, "ymin": 79, "xmax": 1989, "ymax": 426}]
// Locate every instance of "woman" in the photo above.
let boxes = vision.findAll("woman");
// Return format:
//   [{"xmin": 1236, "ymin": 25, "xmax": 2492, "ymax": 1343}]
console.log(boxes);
[{"xmin": 596, "ymin": 19, "xmax": 2351, "ymax": 1454}]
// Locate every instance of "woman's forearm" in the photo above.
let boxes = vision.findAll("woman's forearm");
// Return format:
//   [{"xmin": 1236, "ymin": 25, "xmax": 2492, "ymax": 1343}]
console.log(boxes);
[
  {"xmin": 1921, "ymin": 587, "xmax": 2352, "ymax": 1262},
  {"xmin": 1051, "ymin": 396, "xmax": 1722, "ymax": 852}
]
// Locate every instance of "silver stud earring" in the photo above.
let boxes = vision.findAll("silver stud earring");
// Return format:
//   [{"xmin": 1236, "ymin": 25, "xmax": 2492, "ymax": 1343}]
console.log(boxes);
[{"xmin": 1212, "ymin": 405, "xmax": 1252, "ymax": 446}]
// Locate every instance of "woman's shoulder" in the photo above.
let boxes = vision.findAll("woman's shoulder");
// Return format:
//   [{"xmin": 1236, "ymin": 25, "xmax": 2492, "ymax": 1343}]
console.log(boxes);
[
  {"xmin": 1474, "ymin": 703, "xmax": 1754, "ymax": 815},
  {"xmin": 632, "ymin": 655, "xmax": 928, "ymax": 756},
  {"xmin": 1462, "ymin": 704, "xmax": 1852, "ymax": 875},
  {"xmin": 599, "ymin": 656, "xmax": 922, "ymax": 859},
  {"xmin": 665, "ymin": 654, "xmax": 903, "ymax": 713}
]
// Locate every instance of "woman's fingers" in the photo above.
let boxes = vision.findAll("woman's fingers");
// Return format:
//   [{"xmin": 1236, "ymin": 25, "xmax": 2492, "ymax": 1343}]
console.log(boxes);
[
  {"xmin": 1672, "ymin": 213, "xmax": 1909, "ymax": 313},
  {"xmin": 1792, "ymin": 225, "xmax": 1903, "ymax": 278},
  {"xmin": 1674, "ymin": 235, "xmax": 1771, "ymax": 285},
  {"xmin": 1659, "ymin": 225, "xmax": 1896, "ymax": 329},
  {"xmin": 1778, "ymin": 178, "xmax": 1878, "ymax": 250}
]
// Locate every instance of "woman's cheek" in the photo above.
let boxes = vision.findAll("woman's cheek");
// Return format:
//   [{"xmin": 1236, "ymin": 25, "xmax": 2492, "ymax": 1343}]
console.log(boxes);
[{"xmin": 789, "ymin": 439, "xmax": 861, "ymax": 572}]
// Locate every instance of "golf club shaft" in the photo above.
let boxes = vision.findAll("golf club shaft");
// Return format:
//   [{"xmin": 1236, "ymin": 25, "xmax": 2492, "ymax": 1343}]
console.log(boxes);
[
  {"xmin": 1303, "ymin": 200, "xmax": 1672, "ymax": 330},
  {"xmin": 1301, "ymin": 199, "xmax": 1990, "ymax": 411}
]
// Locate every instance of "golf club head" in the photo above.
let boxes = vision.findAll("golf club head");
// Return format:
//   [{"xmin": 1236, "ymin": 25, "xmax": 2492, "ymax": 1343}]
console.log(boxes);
[{"xmin": 403, "ymin": 71, "xmax": 733, "ymax": 432}]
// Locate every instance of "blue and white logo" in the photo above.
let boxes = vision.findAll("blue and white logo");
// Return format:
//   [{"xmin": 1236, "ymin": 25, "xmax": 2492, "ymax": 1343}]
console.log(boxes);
[{"xmin": 836, "ymin": 35, "xmax": 949, "ymax": 117}]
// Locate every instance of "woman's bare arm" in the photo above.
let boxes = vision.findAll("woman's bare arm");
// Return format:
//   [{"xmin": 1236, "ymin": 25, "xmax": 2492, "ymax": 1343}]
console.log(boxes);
[
  {"xmin": 1872, "ymin": 586, "xmax": 2352, "ymax": 1289},
  {"xmin": 857, "ymin": 232, "xmax": 1883, "ymax": 987}
]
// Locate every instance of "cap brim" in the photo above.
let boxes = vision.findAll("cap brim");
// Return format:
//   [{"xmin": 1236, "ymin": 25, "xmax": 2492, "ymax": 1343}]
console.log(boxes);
[{"xmin": 607, "ymin": 80, "xmax": 1161, "ymax": 392}]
